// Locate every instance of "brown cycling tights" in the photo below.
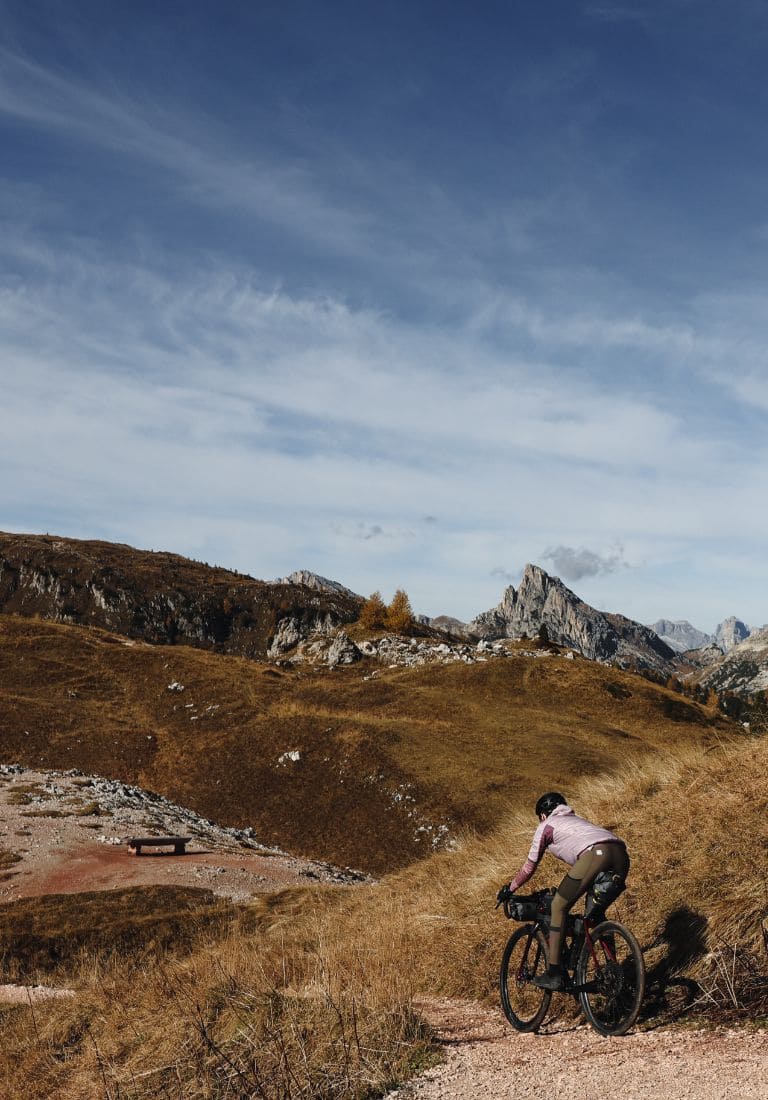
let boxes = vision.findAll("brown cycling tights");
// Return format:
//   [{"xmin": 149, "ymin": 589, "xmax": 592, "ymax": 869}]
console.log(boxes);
[{"xmin": 549, "ymin": 842, "xmax": 630, "ymax": 967}]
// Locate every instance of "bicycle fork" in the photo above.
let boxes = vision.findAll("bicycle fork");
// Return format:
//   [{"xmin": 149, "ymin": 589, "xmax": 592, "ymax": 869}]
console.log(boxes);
[{"xmin": 517, "ymin": 929, "xmax": 545, "ymax": 982}]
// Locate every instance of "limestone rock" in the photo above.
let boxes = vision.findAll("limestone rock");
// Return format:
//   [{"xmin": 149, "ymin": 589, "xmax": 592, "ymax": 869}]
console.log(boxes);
[
  {"xmin": 326, "ymin": 631, "xmax": 362, "ymax": 667},
  {"xmin": 649, "ymin": 619, "xmax": 713, "ymax": 654},
  {"xmin": 267, "ymin": 612, "xmax": 338, "ymax": 658},
  {"xmin": 678, "ymin": 642, "xmax": 725, "ymax": 669},
  {"xmin": 714, "ymin": 616, "xmax": 752, "ymax": 652},
  {"xmin": 471, "ymin": 564, "xmax": 674, "ymax": 673},
  {"xmin": 276, "ymin": 570, "xmax": 360, "ymax": 599},
  {"xmin": 699, "ymin": 626, "xmax": 768, "ymax": 696}
]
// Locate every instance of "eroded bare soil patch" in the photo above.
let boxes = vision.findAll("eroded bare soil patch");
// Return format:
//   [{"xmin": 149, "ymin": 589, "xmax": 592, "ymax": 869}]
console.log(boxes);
[{"xmin": 0, "ymin": 764, "xmax": 368, "ymax": 904}]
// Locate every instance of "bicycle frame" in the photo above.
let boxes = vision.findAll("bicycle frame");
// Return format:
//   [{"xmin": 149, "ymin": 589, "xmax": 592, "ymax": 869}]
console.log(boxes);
[
  {"xmin": 582, "ymin": 918, "xmax": 617, "ymax": 967},
  {"xmin": 499, "ymin": 889, "xmax": 645, "ymax": 1036},
  {"xmin": 509, "ymin": 908, "xmax": 618, "ymax": 995},
  {"xmin": 568, "ymin": 917, "xmax": 614, "ymax": 995}
]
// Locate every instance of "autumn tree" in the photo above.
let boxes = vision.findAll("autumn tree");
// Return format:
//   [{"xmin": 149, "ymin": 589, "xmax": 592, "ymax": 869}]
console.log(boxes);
[
  {"xmin": 385, "ymin": 588, "xmax": 414, "ymax": 634},
  {"xmin": 358, "ymin": 590, "xmax": 387, "ymax": 630}
]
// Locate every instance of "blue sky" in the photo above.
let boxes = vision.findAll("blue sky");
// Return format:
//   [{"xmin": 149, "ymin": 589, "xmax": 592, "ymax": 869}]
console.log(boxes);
[{"xmin": 2, "ymin": 1, "xmax": 768, "ymax": 629}]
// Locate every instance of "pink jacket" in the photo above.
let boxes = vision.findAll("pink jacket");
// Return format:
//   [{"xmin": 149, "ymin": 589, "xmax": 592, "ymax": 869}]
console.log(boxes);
[{"xmin": 510, "ymin": 804, "xmax": 622, "ymax": 891}]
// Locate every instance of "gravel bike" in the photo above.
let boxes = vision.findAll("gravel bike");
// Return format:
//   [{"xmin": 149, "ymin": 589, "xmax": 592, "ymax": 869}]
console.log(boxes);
[{"xmin": 497, "ymin": 886, "xmax": 645, "ymax": 1036}]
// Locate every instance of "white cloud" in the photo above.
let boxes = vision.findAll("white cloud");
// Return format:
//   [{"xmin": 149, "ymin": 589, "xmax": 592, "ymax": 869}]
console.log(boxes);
[{"xmin": 3, "ymin": 224, "xmax": 768, "ymax": 623}]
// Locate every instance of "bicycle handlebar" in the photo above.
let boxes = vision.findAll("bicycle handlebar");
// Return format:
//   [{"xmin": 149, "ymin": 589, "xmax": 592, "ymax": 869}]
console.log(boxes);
[{"xmin": 496, "ymin": 887, "xmax": 555, "ymax": 921}]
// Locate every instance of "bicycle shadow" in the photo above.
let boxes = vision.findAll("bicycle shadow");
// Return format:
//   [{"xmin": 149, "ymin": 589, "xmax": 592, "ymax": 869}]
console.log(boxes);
[{"xmin": 640, "ymin": 906, "xmax": 707, "ymax": 1026}]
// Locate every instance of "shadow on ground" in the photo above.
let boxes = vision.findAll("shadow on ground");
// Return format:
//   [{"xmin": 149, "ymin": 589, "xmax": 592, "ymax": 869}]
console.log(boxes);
[{"xmin": 640, "ymin": 906, "xmax": 708, "ymax": 1024}]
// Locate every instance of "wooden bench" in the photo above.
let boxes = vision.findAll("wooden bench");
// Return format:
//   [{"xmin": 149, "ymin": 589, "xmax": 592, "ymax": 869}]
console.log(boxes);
[{"xmin": 126, "ymin": 836, "xmax": 191, "ymax": 856}]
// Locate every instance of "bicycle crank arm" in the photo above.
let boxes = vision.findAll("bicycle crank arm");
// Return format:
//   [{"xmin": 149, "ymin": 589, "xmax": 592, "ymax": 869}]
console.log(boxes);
[{"xmin": 569, "ymin": 980, "xmax": 600, "ymax": 994}]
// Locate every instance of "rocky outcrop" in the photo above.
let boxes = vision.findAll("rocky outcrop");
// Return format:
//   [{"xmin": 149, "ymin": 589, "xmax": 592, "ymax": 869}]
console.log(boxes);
[
  {"xmin": 471, "ymin": 564, "xmax": 675, "ymax": 673},
  {"xmin": 275, "ymin": 569, "xmax": 360, "ymax": 599},
  {"xmin": 416, "ymin": 614, "xmax": 471, "ymax": 637},
  {"xmin": 326, "ymin": 631, "xmax": 362, "ymax": 667},
  {"xmin": 714, "ymin": 616, "xmax": 752, "ymax": 652},
  {"xmin": 273, "ymin": 629, "xmax": 560, "ymax": 670},
  {"xmin": 676, "ymin": 642, "xmax": 725, "ymax": 670},
  {"xmin": 0, "ymin": 532, "xmax": 361, "ymax": 660},
  {"xmin": 649, "ymin": 619, "xmax": 713, "ymax": 654},
  {"xmin": 698, "ymin": 627, "xmax": 768, "ymax": 696},
  {"xmin": 267, "ymin": 612, "xmax": 339, "ymax": 658}
]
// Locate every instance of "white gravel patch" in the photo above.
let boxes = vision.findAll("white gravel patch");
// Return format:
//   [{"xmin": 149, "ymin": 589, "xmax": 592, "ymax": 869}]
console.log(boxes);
[{"xmin": 387, "ymin": 998, "xmax": 768, "ymax": 1100}]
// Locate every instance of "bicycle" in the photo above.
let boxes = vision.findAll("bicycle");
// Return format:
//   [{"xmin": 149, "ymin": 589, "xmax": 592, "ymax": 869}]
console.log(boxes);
[{"xmin": 496, "ymin": 885, "xmax": 645, "ymax": 1036}]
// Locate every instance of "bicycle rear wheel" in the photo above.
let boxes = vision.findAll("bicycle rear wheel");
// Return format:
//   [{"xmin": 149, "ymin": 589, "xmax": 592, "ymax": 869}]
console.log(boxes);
[
  {"xmin": 576, "ymin": 920, "xmax": 645, "ymax": 1036},
  {"xmin": 499, "ymin": 925, "xmax": 551, "ymax": 1032}
]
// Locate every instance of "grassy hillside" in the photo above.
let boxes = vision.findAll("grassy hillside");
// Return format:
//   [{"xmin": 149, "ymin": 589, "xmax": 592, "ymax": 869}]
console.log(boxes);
[
  {"xmin": 0, "ymin": 615, "xmax": 733, "ymax": 873},
  {"xmin": 0, "ymin": 530, "xmax": 360, "ymax": 658},
  {"xmin": 0, "ymin": 731, "xmax": 764, "ymax": 1099}
]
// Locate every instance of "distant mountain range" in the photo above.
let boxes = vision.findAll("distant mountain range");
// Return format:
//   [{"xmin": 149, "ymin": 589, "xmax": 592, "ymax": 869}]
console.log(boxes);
[
  {"xmin": 648, "ymin": 616, "xmax": 753, "ymax": 654},
  {"xmin": 696, "ymin": 627, "xmax": 768, "ymax": 697},
  {"xmin": 1, "ymin": 531, "xmax": 766, "ymax": 697}
]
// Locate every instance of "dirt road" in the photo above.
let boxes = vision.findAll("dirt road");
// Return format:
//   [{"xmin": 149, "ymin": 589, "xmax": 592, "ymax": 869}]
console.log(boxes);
[{"xmin": 387, "ymin": 998, "xmax": 767, "ymax": 1100}]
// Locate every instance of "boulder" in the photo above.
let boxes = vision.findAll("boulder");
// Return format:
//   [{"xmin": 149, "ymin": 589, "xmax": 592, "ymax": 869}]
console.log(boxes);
[{"xmin": 327, "ymin": 631, "xmax": 362, "ymax": 667}]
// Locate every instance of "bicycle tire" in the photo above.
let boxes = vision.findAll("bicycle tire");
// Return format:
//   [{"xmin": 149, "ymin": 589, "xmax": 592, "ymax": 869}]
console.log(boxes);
[
  {"xmin": 576, "ymin": 920, "xmax": 645, "ymax": 1036},
  {"xmin": 499, "ymin": 925, "xmax": 551, "ymax": 1032}
]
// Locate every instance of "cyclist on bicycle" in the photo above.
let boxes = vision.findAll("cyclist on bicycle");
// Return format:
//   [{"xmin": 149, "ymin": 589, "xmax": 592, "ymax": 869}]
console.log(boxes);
[{"xmin": 501, "ymin": 792, "xmax": 630, "ymax": 990}]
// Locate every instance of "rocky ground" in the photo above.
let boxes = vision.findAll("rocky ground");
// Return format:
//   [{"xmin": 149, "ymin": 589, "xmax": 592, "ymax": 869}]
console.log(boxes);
[
  {"xmin": 283, "ymin": 630, "xmax": 562, "ymax": 669},
  {"xmin": 0, "ymin": 762, "xmax": 370, "ymax": 905},
  {"xmin": 387, "ymin": 998, "xmax": 768, "ymax": 1100}
]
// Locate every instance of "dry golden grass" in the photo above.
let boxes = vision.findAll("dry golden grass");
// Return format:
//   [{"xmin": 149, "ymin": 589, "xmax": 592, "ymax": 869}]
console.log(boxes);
[
  {"xmin": 0, "ymin": 615, "xmax": 732, "ymax": 873},
  {"xmin": 2, "ymin": 731, "xmax": 765, "ymax": 1098},
  {"xmin": 0, "ymin": 890, "xmax": 434, "ymax": 1099},
  {"xmin": 0, "ymin": 886, "xmax": 237, "ymax": 982},
  {"xmin": 1, "ymin": 612, "xmax": 763, "ymax": 1096}
]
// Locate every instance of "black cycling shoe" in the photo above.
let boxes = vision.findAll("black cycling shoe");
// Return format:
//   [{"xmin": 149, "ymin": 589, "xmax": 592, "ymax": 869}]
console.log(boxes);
[{"xmin": 534, "ymin": 969, "xmax": 565, "ymax": 991}]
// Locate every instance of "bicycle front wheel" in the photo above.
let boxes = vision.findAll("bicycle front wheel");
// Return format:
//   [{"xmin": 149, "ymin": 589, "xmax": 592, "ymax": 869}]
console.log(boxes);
[
  {"xmin": 499, "ymin": 925, "xmax": 551, "ymax": 1032},
  {"xmin": 576, "ymin": 920, "xmax": 645, "ymax": 1036}
]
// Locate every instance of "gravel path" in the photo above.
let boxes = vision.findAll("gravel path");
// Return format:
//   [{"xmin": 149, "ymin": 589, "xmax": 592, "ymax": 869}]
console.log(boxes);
[
  {"xmin": 387, "ymin": 998, "xmax": 768, "ymax": 1100},
  {"xmin": 0, "ymin": 984, "xmax": 75, "ymax": 1004}
]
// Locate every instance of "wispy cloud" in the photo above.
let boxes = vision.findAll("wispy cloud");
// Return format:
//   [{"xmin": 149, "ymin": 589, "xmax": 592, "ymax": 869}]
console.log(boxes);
[
  {"xmin": 0, "ymin": 46, "xmax": 373, "ymax": 258},
  {"xmin": 4, "ymin": 6, "xmax": 768, "ymax": 630},
  {"xmin": 331, "ymin": 522, "xmax": 415, "ymax": 542},
  {"xmin": 583, "ymin": 3, "xmax": 654, "ymax": 25},
  {"xmin": 490, "ymin": 566, "xmax": 520, "ymax": 584}
]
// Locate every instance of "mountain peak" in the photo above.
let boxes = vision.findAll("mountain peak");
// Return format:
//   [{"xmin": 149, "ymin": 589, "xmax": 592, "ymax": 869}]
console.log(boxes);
[
  {"xmin": 472, "ymin": 563, "xmax": 674, "ymax": 672},
  {"xmin": 276, "ymin": 570, "xmax": 360, "ymax": 600},
  {"xmin": 649, "ymin": 619, "xmax": 712, "ymax": 654},
  {"xmin": 714, "ymin": 616, "xmax": 751, "ymax": 652}
]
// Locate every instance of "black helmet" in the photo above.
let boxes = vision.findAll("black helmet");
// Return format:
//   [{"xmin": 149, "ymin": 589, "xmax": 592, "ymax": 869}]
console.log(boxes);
[{"xmin": 535, "ymin": 791, "xmax": 567, "ymax": 818}]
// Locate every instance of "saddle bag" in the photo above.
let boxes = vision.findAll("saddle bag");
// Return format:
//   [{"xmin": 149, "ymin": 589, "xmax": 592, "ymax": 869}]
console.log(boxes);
[{"xmin": 589, "ymin": 870, "xmax": 625, "ymax": 908}]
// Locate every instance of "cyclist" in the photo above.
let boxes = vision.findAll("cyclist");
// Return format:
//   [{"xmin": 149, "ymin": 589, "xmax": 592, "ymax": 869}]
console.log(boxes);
[{"xmin": 500, "ymin": 792, "xmax": 630, "ymax": 990}]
